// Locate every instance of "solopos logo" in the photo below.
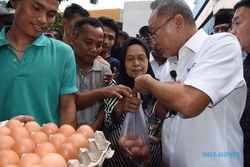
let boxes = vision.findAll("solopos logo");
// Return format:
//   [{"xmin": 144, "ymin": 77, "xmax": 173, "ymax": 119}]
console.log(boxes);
[{"xmin": 201, "ymin": 151, "xmax": 240, "ymax": 158}]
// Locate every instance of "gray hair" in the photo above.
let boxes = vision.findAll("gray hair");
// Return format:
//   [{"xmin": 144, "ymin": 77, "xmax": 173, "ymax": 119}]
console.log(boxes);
[{"xmin": 150, "ymin": 0, "xmax": 196, "ymax": 26}]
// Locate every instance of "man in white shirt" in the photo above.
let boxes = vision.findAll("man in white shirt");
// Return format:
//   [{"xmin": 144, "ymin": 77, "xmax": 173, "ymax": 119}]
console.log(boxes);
[
  {"xmin": 232, "ymin": 1, "xmax": 250, "ymax": 166},
  {"xmin": 134, "ymin": 0, "xmax": 246, "ymax": 166}
]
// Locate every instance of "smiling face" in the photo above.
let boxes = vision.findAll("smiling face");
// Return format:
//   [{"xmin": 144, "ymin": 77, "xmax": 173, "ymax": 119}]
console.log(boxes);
[
  {"xmin": 12, "ymin": 0, "xmax": 59, "ymax": 39},
  {"xmin": 101, "ymin": 25, "xmax": 116, "ymax": 54},
  {"xmin": 232, "ymin": 6, "xmax": 250, "ymax": 52},
  {"xmin": 73, "ymin": 24, "xmax": 104, "ymax": 65},
  {"xmin": 125, "ymin": 44, "xmax": 148, "ymax": 79}
]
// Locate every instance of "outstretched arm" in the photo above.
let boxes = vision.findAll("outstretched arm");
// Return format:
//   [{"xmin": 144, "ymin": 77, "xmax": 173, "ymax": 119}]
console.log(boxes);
[{"xmin": 76, "ymin": 85, "xmax": 133, "ymax": 110}]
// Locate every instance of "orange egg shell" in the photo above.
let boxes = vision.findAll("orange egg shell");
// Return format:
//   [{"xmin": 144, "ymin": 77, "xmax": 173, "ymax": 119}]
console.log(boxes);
[
  {"xmin": 130, "ymin": 146, "xmax": 140, "ymax": 156},
  {"xmin": 10, "ymin": 127, "xmax": 30, "ymax": 140},
  {"xmin": 59, "ymin": 124, "xmax": 75, "ymax": 137},
  {"xmin": 35, "ymin": 142, "xmax": 56, "ymax": 158},
  {"xmin": 68, "ymin": 133, "xmax": 89, "ymax": 149},
  {"xmin": 4, "ymin": 165, "xmax": 19, "ymax": 167},
  {"xmin": 0, "ymin": 126, "xmax": 11, "ymax": 136},
  {"xmin": 24, "ymin": 121, "xmax": 41, "ymax": 134},
  {"xmin": 41, "ymin": 123, "xmax": 59, "ymax": 136},
  {"xmin": 6, "ymin": 119, "xmax": 24, "ymax": 129},
  {"xmin": 57, "ymin": 142, "xmax": 78, "ymax": 162},
  {"xmin": 18, "ymin": 153, "xmax": 41, "ymax": 167},
  {"xmin": 140, "ymin": 145, "xmax": 151, "ymax": 158},
  {"xmin": 41, "ymin": 153, "xmax": 67, "ymax": 167},
  {"xmin": 12, "ymin": 138, "xmax": 35, "ymax": 158},
  {"xmin": 124, "ymin": 133, "xmax": 137, "ymax": 140},
  {"xmin": 0, "ymin": 135, "xmax": 15, "ymax": 151},
  {"xmin": 118, "ymin": 136, "xmax": 126, "ymax": 147},
  {"xmin": 30, "ymin": 131, "xmax": 48, "ymax": 144},
  {"xmin": 49, "ymin": 133, "xmax": 67, "ymax": 149},
  {"xmin": 76, "ymin": 125, "xmax": 95, "ymax": 139},
  {"xmin": 134, "ymin": 138, "xmax": 144, "ymax": 148},
  {"xmin": 0, "ymin": 149, "xmax": 19, "ymax": 166},
  {"xmin": 122, "ymin": 139, "xmax": 134, "ymax": 149}
]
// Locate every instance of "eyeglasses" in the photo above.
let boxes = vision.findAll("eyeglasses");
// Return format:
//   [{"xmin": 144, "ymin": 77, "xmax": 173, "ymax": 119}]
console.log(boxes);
[{"xmin": 149, "ymin": 16, "xmax": 174, "ymax": 39}]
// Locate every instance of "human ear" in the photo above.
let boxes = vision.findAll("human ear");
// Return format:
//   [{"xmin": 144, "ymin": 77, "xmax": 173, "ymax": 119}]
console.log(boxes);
[{"xmin": 174, "ymin": 14, "xmax": 184, "ymax": 29}]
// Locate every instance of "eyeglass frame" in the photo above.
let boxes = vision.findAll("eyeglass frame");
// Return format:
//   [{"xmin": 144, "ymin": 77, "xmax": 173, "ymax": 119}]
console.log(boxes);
[{"xmin": 149, "ymin": 16, "xmax": 174, "ymax": 39}]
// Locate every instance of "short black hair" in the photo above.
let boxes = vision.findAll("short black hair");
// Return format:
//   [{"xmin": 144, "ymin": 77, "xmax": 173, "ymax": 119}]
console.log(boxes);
[
  {"xmin": 234, "ymin": 0, "xmax": 250, "ymax": 11},
  {"xmin": 63, "ymin": 3, "xmax": 89, "ymax": 20},
  {"xmin": 98, "ymin": 16, "xmax": 119, "ymax": 34},
  {"xmin": 45, "ymin": 27, "xmax": 63, "ymax": 40},
  {"xmin": 73, "ymin": 17, "xmax": 103, "ymax": 36},
  {"xmin": 117, "ymin": 31, "xmax": 129, "ymax": 40}
]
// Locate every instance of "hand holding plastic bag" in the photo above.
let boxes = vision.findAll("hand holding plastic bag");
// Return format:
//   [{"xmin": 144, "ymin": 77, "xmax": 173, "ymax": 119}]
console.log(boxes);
[{"xmin": 118, "ymin": 94, "xmax": 151, "ymax": 165}]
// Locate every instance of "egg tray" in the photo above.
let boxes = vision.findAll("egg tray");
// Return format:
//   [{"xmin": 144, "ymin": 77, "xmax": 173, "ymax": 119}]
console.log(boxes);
[{"xmin": 67, "ymin": 131, "xmax": 114, "ymax": 167}]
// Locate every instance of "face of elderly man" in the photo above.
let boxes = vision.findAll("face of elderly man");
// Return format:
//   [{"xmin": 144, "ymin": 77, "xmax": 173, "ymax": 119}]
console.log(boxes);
[
  {"xmin": 232, "ymin": 6, "xmax": 250, "ymax": 53},
  {"xmin": 148, "ymin": 9, "xmax": 190, "ymax": 59}
]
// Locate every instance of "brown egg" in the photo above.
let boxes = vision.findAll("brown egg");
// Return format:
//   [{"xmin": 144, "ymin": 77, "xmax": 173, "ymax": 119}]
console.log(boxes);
[
  {"xmin": 3, "ymin": 165, "xmax": 19, "ymax": 167},
  {"xmin": 0, "ymin": 135, "xmax": 15, "ymax": 151},
  {"xmin": 42, "ymin": 123, "xmax": 59, "ymax": 136},
  {"xmin": 0, "ymin": 149, "xmax": 19, "ymax": 166},
  {"xmin": 140, "ymin": 145, "xmax": 151, "ymax": 158},
  {"xmin": 59, "ymin": 124, "xmax": 75, "ymax": 137},
  {"xmin": 30, "ymin": 131, "xmax": 48, "ymax": 144},
  {"xmin": 68, "ymin": 133, "xmax": 89, "ymax": 149},
  {"xmin": 118, "ymin": 136, "xmax": 126, "ymax": 147},
  {"xmin": 76, "ymin": 125, "xmax": 95, "ymax": 139},
  {"xmin": 41, "ymin": 153, "xmax": 67, "ymax": 167},
  {"xmin": 12, "ymin": 138, "xmax": 35, "ymax": 158},
  {"xmin": 0, "ymin": 126, "xmax": 11, "ymax": 136},
  {"xmin": 24, "ymin": 121, "xmax": 41, "ymax": 134},
  {"xmin": 18, "ymin": 153, "xmax": 41, "ymax": 167},
  {"xmin": 57, "ymin": 142, "xmax": 78, "ymax": 162},
  {"xmin": 6, "ymin": 119, "xmax": 24, "ymax": 129},
  {"xmin": 10, "ymin": 127, "xmax": 30, "ymax": 140},
  {"xmin": 35, "ymin": 142, "xmax": 56, "ymax": 158},
  {"xmin": 134, "ymin": 138, "xmax": 144, "ymax": 148},
  {"xmin": 49, "ymin": 133, "xmax": 67, "ymax": 149},
  {"xmin": 122, "ymin": 139, "xmax": 134, "ymax": 149},
  {"xmin": 130, "ymin": 146, "xmax": 140, "ymax": 156}
]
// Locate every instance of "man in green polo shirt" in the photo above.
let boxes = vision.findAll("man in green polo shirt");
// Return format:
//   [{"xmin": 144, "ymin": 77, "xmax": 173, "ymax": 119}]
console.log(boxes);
[{"xmin": 0, "ymin": 0, "xmax": 78, "ymax": 127}]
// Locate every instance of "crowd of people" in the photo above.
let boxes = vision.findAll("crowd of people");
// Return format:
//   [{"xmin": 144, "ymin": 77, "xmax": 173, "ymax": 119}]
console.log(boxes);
[{"xmin": 0, "ymin": 0, "xmax": 250, "ymax": 166}]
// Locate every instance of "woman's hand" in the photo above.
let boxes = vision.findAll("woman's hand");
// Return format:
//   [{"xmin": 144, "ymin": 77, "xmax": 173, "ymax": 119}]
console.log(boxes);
[{"xmin": 116, "ymin": 96, "xmax": 142, "ymax": 114}]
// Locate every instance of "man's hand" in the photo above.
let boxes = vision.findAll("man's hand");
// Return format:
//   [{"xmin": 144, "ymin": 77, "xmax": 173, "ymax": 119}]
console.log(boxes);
[
  {"xmin": 134, "ymin": 74, "xmax": 153, "ymax": 95},
  {"xmin": 104, "ymin": 84, "xmax": 134, "ymax": 99},
  {"xmin": 12, "ymin": 115, "xmax": 34, "ymax": 123},
  {"xmin": 118, "ymin": 96, "xmax": 142, "ymax": 113}
]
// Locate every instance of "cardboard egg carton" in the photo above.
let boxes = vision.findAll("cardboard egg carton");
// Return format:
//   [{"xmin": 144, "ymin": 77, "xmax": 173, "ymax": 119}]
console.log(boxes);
[{"xmin": 67, "ymin": 131, "xmax": 114, "ymax": 167}]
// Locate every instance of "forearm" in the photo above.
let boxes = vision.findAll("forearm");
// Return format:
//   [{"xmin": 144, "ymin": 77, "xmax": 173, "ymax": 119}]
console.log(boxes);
[
  {"xmin": 76, "ymin": 89, "xmax": 105, "ymax": 110},
  {"xmin": 60, "ymin": 107, "xmax": 76, "ymax": 129},
  {"xmin": 92, "ymin": 109, "xmax": 105, "ymax": 131},
  {"xmin": 60, "ymin": 94, "xmax": 77, "ymax": 129},
  {"xmin": 146, "ymin": 78, "xmax": 210, "ymax": 117}
]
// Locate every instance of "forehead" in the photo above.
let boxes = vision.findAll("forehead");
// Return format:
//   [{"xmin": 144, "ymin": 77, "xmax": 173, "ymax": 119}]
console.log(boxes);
[
  {"xmin": 234, "ymin": 6, "xmax": 250, "ymax": 19},
  {"xmin": 27, "ymin": 0, "xmax": 59, "ymax": 11},
  {"xmin": 148, "ymin": 12, "xmax": 165, "ymax": 31},
  {"xmin": 127, "ymin": 44, "xmax": 146, "ymax": 54},
  {"xmin": 103, "ymin": 26, "xmax": 116, "ymax": 36},
  {"xmin": 78, "ymin": 24, "xmax": 104, "ymax": 38}
]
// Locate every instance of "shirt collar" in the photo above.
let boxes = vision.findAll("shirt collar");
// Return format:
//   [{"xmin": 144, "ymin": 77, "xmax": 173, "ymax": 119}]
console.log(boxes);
[
  {"xmin": 180, "ymin": 29, "xmax": 209, "ymax": 55},
  {"xmin": 0, "ymin": 26, "xmax": 49, "ymax": 47}
]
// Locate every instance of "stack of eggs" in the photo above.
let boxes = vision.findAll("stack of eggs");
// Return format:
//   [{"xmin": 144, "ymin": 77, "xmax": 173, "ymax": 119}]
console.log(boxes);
[{"xmin": 0, "ymin": 119, "xmax": 95, "ymax": 167}]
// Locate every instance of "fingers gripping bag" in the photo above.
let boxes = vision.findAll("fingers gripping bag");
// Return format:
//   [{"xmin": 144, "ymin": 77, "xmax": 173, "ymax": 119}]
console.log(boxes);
[{"xmin": 118, "ymin": 93, "xmax": 152, "ymax": 166}]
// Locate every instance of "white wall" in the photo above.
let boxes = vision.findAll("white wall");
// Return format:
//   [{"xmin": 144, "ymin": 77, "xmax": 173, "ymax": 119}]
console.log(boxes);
[{"xmin": 122, "ymin": 1, "xmax": 153, "ymax": 37}]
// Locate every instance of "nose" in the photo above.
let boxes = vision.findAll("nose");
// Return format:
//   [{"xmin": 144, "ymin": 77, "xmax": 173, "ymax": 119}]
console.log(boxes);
[
  {"xmin": 37, "ymin": 12, "xmax": 47, "ymax": 25},
  {"xmin": 103, "ymin": 36, "xmax": 108, "ymax": 44}
]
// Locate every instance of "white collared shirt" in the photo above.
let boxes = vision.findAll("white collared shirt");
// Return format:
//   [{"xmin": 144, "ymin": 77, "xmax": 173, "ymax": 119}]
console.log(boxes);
[
  {"xmin": 149, "ymin": 52, "xmax": 177, "ymax": 82},
  {"xmin": 161, "ymin": 29, "xmax": 246, "ymax": 167}
]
